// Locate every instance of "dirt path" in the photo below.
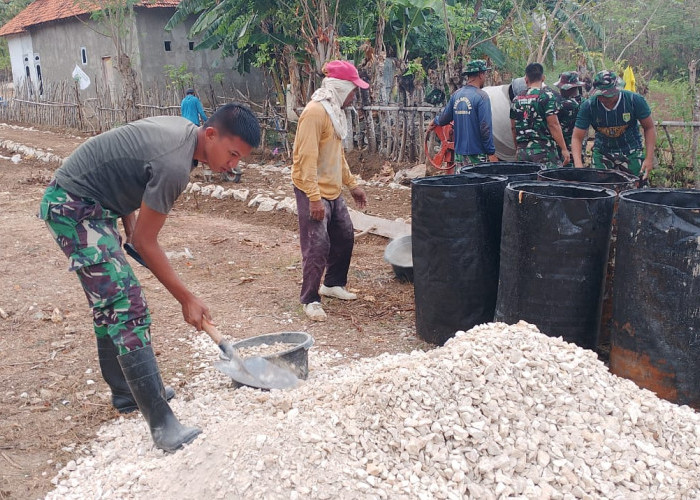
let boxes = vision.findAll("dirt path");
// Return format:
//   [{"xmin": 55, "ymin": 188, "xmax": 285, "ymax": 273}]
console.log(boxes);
[
  {"xmin": 0, "ymin": 123, "xmax": 86, "ymax": 160},
  {"xmin": 0, "ymin": 125, "xmax": 424, "ymax": 499}
]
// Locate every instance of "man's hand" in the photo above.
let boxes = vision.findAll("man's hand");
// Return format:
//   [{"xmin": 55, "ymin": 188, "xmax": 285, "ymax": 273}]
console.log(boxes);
[
  {"xmin": 309, "ymin": 200, "xmax": 325, "ymax": 221},
  {"xmin": 487, "ymin": 154, "xmax": 499, "ymax": 163},
  {"xmin": 350, "ymin": 187, "xmax": 367, "ymax": 210},
  {"xmin": 427, "ymin": 121, "xmax": 437, "ymax": 132},
  {"xmin": 561, "ymin": 149, "xmax": 571, "ymax": 166},
  {"xmin": 640, "ymin": 156, "xmax": 654, "ymax": 179},
  {"xmin": 181, "ymin": 294, "xmax": 210, "ymax": 331},
  {"xmin": 121, "ymin": 213, "xmax": 137, "ymax": 244}
]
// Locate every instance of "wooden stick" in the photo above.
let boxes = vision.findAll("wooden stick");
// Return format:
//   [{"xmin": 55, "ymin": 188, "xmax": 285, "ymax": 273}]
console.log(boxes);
[{"xmin": 354, "ymin": 225, "xmax": 376, "ymax": 240}]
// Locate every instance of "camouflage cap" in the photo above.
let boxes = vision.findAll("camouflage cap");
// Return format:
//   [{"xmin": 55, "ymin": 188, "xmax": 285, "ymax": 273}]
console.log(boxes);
[
  {"xmin": 590, "ymin": 70, "xmax": 620, "ymax": 98},
  {"xmin": 462, "ymin": 59, "xmax": 491, "ymax": 75},
  {"xmin": 554, "ymin": 71, "xmax": 584, "ymax": 90}
]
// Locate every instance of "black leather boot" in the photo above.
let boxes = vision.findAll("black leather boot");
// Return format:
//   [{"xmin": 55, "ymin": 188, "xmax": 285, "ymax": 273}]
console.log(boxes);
[
  {"xmin": 118, "ymin": 345, "xmax": 201, "ymax": 452},
  {"xmin": 97, "ymin": 336, "xmax": 175, "ymax": 414}
]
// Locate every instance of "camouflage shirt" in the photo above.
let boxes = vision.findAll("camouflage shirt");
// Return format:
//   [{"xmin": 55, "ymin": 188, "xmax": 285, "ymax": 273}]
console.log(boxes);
[
  {"xmin": 557, "ymin": 95, "xmax": 582, "ymax": 149},
  {"xmin": 510, "ymin": 87, "xmax": 561, "ymax": 151}
]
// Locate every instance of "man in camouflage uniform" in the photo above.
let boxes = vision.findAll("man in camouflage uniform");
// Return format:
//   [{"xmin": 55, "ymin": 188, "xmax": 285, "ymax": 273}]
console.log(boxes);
[
  {"xmin": 554, "ymin": 71, "xmax": 586, "ymax": 156},
  {"xmin": 39, "ymin": 104, "xmax": 260, "ymax": 452},
  {"xmin": 572, "ymin": 70, "xmax": 656, "ymax": 178},
  {"xmin": 510, "ymin": 63, "xmax": 570, "ymax": 168},
  {"xmin": 430, "ymin": 59, "xmax": 499, "ymax": 166}
]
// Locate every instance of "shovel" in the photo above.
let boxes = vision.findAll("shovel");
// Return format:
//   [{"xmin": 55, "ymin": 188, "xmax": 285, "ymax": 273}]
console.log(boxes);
[{"xmin": 201, "ymin": 320, "xmax": 298, "ymax": 390}]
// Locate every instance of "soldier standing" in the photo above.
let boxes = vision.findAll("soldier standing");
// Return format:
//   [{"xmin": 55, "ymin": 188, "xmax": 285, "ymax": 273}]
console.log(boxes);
[
  {"xmin": 510, "ymin": 63, "xmax": 570, "ymax": 168},
  {"xmin": 553, "ymin": 71, "xmax": 586, "ymax": 155}
]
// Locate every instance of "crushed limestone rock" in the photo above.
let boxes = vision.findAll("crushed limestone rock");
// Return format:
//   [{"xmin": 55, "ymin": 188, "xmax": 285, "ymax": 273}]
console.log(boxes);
[{"xmin": 46, "ymin": 322, "xmax": 700, "ymax": 499}]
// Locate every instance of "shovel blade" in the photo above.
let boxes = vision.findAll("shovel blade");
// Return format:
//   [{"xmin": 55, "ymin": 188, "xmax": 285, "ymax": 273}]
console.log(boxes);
[{"xmin": 215, "ymin": 356, "xmax": 298, "ymax": 390}]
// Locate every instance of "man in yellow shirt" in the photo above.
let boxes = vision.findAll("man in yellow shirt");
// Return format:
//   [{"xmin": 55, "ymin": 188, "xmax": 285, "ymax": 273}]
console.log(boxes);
[{"xmin": 292, "ymin": 60, "xmax": 368, "ymax": 321}]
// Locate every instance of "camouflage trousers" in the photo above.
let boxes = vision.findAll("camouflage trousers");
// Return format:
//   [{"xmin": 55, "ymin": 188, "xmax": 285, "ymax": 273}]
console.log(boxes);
[
  {"xmin": 38, "ymin": 181, "xmax": 151, "ymax": 355},
  {"xmin": 516, "ymin": 145, "xmax": 561, "ymax": 169},
  {"xmin": 592, "ymin": 149, "xmax": 644, "ymax": 176},
  {"xmin": 455, "ymin": 153, "xmax": 489, "ymax": 166}
]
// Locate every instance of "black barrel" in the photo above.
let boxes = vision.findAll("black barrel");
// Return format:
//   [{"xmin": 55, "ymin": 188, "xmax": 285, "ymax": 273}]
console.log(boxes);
[
  {"xmin": 537, "ymin": 167, "xmax": 638, "ymax": 191},
  {"xmin": 610, "ymin": 189, "xmax": 700, "ymax": 409},
  {"xmin": 537, "ymin": 167, "xmax": 638, "ymax": 357},
  {"xmin": 495, "ymin": 181, "xmax": 616, "ymax": 349},
  {"xmin": 459, "ymin": 161, "xmax": 544, "ymax": 182},
  {"xmin": 412, "ymin": 173, "xmax": 507, "ymax": 345}
]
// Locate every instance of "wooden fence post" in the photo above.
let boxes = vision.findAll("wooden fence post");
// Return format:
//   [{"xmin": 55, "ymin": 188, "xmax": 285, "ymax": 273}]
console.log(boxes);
[{"xmin": 689, "ymin": 59, "xmax": 700, "ymax": 189}]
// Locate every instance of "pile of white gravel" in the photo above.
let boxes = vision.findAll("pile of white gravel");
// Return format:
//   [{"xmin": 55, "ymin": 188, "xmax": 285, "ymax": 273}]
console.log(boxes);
[{"xmin": 46, "ymin": 322, "xmax": 700, "ymax": 499}]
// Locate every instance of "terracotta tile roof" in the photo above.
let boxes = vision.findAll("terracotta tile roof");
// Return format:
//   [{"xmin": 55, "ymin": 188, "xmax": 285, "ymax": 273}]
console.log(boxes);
[{"xmin": 0, "ymin": 0, "xmax": 180, "ymax": 37}]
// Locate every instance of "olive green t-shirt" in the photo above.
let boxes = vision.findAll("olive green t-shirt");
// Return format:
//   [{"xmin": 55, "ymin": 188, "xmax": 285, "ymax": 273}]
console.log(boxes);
[{"xmin": 54, "ymin": 116, "xmax": 198, "ymax": 215}]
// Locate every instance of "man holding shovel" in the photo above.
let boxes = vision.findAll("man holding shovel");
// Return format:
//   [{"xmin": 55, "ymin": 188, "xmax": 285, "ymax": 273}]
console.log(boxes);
[
  {"xmin": 292, "ymin": 60, "xmax": 368, "ymax": 321},
  {"xmin": 39, "ymin": 104, "xmax": 260, "ymax": 452}
]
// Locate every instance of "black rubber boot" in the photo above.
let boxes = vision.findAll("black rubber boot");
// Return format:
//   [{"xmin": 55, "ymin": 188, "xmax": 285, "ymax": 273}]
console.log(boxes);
[
  {"xmin": 97, "ymin": 336, "xmax": 175, "ymax": 414},
  {"xmin": 117, "ymin": 345, "xmax": 201, "ymax": 452}
]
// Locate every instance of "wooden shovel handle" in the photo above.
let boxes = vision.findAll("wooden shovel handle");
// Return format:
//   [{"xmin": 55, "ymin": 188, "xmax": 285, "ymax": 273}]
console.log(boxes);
[{"xmin": 201, "ymin": 319, "xmax": 224, "ymax": 345}]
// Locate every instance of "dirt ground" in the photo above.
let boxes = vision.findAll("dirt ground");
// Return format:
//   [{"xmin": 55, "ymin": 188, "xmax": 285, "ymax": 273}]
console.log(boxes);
[{"xmin": 0, "ymin": 123, "xmax": 427, "ymax": 499}]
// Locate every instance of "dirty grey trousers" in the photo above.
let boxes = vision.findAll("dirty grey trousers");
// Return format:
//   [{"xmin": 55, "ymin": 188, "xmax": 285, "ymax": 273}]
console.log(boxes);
[{"xmin": 294, "ymin": 187, "xmax": 355, "ymax": 304}]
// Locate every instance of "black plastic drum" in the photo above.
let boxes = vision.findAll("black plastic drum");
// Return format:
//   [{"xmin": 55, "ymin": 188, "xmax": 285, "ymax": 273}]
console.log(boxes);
[
  {"xmin": 495, "ymin": 181, "xmax": 616, "ymax": 349},
  {"xmin": 412, "ymin": 173, "xmax": 507, "ymax": 345}
]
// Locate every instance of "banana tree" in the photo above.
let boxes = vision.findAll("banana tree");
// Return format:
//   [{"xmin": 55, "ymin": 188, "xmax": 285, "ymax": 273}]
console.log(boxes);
[
  {"xmin": 167, "ymin": 0, "xmax": 349, "ymax": 120},
  {"xmin": 387, "ymin": 0, "xmax": 441, "ymax": 64}
]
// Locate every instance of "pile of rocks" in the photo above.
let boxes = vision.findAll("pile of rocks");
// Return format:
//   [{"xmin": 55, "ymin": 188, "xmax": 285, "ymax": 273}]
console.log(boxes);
[{"xmin": 46, "ymin": 322, "xmax": 700, "ymax": 499}]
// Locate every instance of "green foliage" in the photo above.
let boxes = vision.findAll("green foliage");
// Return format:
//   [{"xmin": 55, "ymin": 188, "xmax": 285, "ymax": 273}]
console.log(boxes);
[
  {"xmin": 386, "ymin": 0, "xmax": 441, "ymax": 61},
  {"xmin": 403, "ymin": 58, "xmax": 426, "ymax": 80},
  {"xmin": 163, "ymin": 63, "xmax": 198, "ymax": 93},
  {"xmin": 646, "ymin": 79, "xmax": 698, "ymax": 188}
]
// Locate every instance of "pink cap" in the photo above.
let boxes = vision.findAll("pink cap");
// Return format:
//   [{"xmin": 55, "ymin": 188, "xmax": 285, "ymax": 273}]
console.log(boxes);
[{"xmin": 323, "ymin": 60, "xmax": 369, "ymax": 89}]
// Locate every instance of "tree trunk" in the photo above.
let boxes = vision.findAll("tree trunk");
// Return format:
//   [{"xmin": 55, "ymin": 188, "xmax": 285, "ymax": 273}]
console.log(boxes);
[
  {"xmin": 441, "ymin": 0, "xmax": 458, "ymax": 92},
  {"xmin": 117, "ymin": 52, "xmax": 140, "ymax": 121},
  {"xmin": 368, "ymin": 2, "xmax": 387, "ymax": 152},
  {"xmin": 690, "ymin": 59, "xmax": 700, "ymax": 189},
  {"xmin": 286, "ymin": 46, "xmax": 301, "ymax": 122}
]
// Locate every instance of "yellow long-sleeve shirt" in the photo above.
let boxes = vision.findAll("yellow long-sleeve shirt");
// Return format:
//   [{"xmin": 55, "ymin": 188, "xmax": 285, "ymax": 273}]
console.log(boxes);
[{"xmin": 292, "ymin": 101, "xmax": 358, "ymax": 202}]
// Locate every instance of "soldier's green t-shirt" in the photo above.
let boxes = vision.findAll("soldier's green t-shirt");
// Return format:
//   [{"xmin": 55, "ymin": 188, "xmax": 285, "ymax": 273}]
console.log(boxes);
[
  {"xmin": 54, "ymin": 116, "xmax": 198, "ymax": 216},
  {"xmin": 510, "ymin": 87, "xmax": 561, "ymax": 150},
  {"xmin": 575, "ymin": 90, "xmax": 651, "ymax": 154}
]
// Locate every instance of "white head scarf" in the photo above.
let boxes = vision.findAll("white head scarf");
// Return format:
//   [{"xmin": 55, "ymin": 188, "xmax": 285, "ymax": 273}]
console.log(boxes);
[{"xmin": 311, "ymin": 77, "xmax": 357, "ymax": 139}]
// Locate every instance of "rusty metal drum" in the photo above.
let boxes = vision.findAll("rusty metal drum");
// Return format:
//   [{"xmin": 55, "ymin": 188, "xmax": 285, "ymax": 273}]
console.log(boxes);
[{"xmin": 610, "ymin": 189, "xmax": 700, "ymax": 409}]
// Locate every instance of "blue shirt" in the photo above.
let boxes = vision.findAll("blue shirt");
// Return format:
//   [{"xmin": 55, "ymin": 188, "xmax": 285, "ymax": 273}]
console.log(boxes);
[
  {"xmin": 180, "ymin": 95, "xmax": 207, "ymax": 126},
  {"xmin": 434, "ymin": 84, "xmax": 495, "ymax": 156}
]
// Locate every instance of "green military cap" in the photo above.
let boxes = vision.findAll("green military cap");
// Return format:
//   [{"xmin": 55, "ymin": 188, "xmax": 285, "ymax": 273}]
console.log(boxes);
[
  {"xmin": 462, "ymin": 59, "xmax": 491, "ymax": 75},
  {"xmin": 590, "ymin": 70, "xmax": 620, "ymax": 98},
  {"xmin": 554, "ymin": 71, "xmax": 584, "ymax": 90}
]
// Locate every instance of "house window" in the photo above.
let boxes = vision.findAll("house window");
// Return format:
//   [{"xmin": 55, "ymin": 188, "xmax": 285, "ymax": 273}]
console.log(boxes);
[
  {"xmin": 164, "ymin": 41, "xmax": 172, "ymax": 51},
  {"xmin": 81, "ymin": 47, "xmax": 88, "ymax": 65},
  {"xmin": 189, "ymin": 41, "xmax": 194, "ymax": 51}
]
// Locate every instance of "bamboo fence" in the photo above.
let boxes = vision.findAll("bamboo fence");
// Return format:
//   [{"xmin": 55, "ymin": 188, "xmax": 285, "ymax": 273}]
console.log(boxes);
[{"xmin": 1, "ymin": 80, "xmax": 698, "ymax": 177}]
